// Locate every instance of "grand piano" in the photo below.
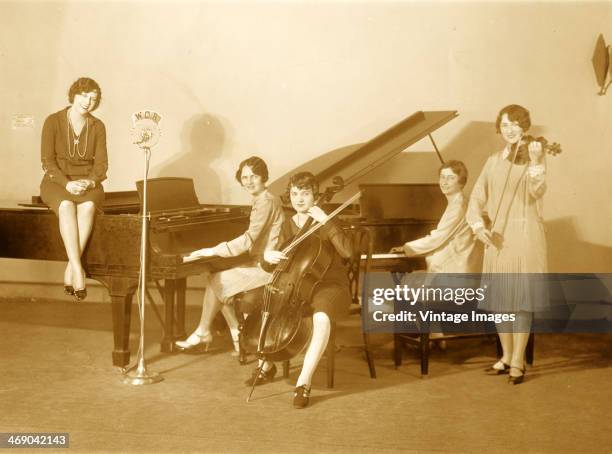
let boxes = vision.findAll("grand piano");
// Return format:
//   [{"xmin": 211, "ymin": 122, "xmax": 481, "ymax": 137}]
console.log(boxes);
[
  {"xmin": 0, "ymin": 109, "xmax": 457, "ymax": 369},
  {"xmin": 0, "ymin": 178, "xmax": 250, "ymax": 368},
  {"xmin": 269, "ymin": 109, "xmax": 457, "ymax": 258}
]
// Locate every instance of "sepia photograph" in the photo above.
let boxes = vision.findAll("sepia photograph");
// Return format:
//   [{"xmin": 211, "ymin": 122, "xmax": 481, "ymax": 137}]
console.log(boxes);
[{"xmin": 1, "ymin": 0, "xmax": 611, "ymax": 452}]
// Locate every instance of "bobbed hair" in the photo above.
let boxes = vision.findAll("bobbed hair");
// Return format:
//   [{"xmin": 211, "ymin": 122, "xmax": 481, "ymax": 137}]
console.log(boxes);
[
  {"xmin": 234, "ymin": 156, "xmax": 269, "ymax": 184},
  {"xmin": 495, "ymin": 104, "xmax": 531, "ymax": 133},
  {"xmin": 287, "ymin": 171, "xmax": 319, "ymax": 197},
  {"xmin": 68, "ymin": 77, "xmax": 102, "ymax": 111},
  {"xmin": 439, "ymin": 160, "xmax": 468, "ymax": 187}
]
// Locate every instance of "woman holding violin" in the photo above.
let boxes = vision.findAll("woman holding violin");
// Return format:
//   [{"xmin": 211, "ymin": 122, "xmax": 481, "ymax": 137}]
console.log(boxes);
[
  {"xmin": 246, "ymin": 171, "xmax": 353, "ymax": 409},
  {"xmin": 467, "ymin": 104, "xmax": 552, "ymax": 385},
  {"xmin": 176, "ymin": 156, "xmax": 285, "ymax": 354}
]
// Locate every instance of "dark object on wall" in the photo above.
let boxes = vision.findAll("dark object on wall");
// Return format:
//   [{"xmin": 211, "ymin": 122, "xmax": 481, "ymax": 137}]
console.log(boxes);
[{"xmin": 592, "ymin": 34, "xmax": 612, "ymax": 95}]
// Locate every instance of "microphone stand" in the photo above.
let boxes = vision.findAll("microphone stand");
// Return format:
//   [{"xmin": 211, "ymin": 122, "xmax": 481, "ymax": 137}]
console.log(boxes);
[{"xmin": 123, "ymin": 146, "xmax": 163, "ymax": 385}]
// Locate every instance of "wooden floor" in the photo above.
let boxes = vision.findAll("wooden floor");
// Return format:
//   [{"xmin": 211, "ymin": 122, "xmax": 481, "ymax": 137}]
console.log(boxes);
[{"xmin": 1, "ymin": 297, "xmax": 611, "ymax": 453}]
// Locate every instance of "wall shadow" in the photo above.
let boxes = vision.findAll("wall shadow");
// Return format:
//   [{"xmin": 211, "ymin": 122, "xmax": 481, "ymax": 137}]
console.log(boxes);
[
  {"xmin": 151, "ymin": 113, "xmax": 226, "ymax": 204},
  {"xmin": 546, "ymin": 217, "xmax": 612, "ymax": 273}
]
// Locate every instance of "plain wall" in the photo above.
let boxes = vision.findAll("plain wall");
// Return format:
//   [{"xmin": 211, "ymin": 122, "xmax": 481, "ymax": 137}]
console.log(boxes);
[{"xmin": 1, "ymin": 0, "xmax": 611, "ymax": 302}]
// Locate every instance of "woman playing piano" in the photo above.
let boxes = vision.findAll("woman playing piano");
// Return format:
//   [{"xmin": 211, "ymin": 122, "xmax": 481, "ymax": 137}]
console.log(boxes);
[
  {"xmin": 176, "ymin": 156, "xmax": 285, "ymax": 355},
  {"xmin": 391, "ymin": 160, "xmax": 480, "ymax": 273},
  {"xmin": 40, "ymin": 77, "xmax": 107, "ymax": 301},
  {"xmin": 467, "ymin": 104, "xmax": 548, "ymax": 384},
  {"xmin": 246, "ymin": 171, "xmax": 353, "ymax": 409},
  {"xmin": 390, "ymin": 160, "xmax": 482, "ymax": 347}
]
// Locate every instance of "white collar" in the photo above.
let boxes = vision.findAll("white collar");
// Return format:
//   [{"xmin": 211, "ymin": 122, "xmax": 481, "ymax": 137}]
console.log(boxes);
[
  {"xmin": 502, "ymin": 144, "xmax": 511, "ymax": 160},
  {"xmin": 445, "ymin": 191, "xmax": 463, "ymax": 206}
]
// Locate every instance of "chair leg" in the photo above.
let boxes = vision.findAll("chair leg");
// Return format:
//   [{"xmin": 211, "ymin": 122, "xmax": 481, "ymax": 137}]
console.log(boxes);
[
  {"xmin": 238, "ymin": 339, "xmax": 247, "ymax": 366},
  {"xmin": 526, "ymin": 333, "xmax": 535, "ymax": 366},
  {"xmin": 495, "ymin": 336, "xmax": 503, "ymax": 358},
  {"xmin": 420, "ymin": 332, "xmax": 430, "ymax": 376},
  {"xmin": 394, "ymin": 334, "xmax": 403, "ymax": 368},
  {"xmin": 362, "ymin": 332, "xmax": 376, "ymax": 379},
  {"xmin": 282, "ymin": 360, "xmax": 290, "ymax": 378},
  {"xmin": 327, "ymin": 321, "xmax": 336, "ymax": 388},
  {"xmin": 236, "ymin": 311, "xmax": 247, "ymax": 365}
]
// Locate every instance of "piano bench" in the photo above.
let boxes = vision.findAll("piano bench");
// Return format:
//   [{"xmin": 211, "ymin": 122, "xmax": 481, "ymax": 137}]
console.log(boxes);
[{"xmin": 394, "ymin": 332, "xmax": 535, "ymax": 376}]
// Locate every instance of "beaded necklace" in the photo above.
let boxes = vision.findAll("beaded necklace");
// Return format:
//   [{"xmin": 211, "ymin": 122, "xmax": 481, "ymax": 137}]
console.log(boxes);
[{"xmin": 66, "ymin": 109, "xmax": 89, "ymax": 159}]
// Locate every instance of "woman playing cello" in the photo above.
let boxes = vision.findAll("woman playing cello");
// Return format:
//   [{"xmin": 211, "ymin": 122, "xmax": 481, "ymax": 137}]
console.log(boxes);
[{"xmin": 246, "ymin": 171, "xmax": 353, "ymax": 409}]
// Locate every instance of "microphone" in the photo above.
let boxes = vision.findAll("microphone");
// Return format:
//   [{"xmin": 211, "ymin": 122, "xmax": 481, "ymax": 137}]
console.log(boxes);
[{"xmin": 131, "ymin": 110, "xmax": 161, "ymax": 150}]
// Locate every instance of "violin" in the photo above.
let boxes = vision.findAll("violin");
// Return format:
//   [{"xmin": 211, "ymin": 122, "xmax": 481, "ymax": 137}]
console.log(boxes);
[{"xmin": 511, "ymin": 135, "xmax": 562, "ymax": 164}]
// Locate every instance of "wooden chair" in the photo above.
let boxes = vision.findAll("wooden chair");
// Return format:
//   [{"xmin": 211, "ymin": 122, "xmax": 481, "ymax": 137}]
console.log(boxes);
[{"xmin": 323, "ymin": 225, "xmax": 377, "ymax": 387}]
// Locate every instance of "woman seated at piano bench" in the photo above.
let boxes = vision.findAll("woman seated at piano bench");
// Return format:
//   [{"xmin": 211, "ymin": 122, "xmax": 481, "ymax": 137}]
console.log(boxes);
[
  {"xmin": 390, "ymin": 160, "xmax": 482, "ymax": 345},
  {"xmin": 246, "ymin": 171, "xmax": 353, "ymax": 409},
  {"xmin": 176, "ymin": 156, "xmax": 285, "ymax": 355},
  {"xmin": 40, "ymin": 77, "xmax": 108, "ymax": 302}
]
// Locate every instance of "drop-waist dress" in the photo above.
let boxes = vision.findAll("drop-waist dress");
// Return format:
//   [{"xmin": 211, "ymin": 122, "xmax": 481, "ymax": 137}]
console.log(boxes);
[{"xmin": 39, "ymin": 108, "xmax": 108, "ymax": 214}]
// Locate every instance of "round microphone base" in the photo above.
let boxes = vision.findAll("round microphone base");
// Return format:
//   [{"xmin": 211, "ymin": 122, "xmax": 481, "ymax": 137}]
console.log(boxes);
[{"xmin": 122, "ymin": 366, "xmax": 164, "ymax": 386}]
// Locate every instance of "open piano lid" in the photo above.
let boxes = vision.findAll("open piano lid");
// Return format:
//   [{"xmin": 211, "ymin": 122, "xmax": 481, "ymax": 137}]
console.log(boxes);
[
  {"xmin": 268, "ymin": 110, "xmax": 458, "ymax": 198},
  {"xmin": 136, "ymin": 177, "xmax": 201, "ymax": 213}
]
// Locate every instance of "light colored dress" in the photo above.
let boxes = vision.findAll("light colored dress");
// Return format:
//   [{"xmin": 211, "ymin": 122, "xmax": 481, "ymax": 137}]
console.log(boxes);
[
  {"xmin": 207, "ymin": 190, "xmax": 285, "ymax": 301},
  {"xmin": 403, "ymin": 191, "xmax": 482, "ymax": 274},
  {"xmin": 466, "ymin": 146, "xmax": 548, "ymax": 312}
]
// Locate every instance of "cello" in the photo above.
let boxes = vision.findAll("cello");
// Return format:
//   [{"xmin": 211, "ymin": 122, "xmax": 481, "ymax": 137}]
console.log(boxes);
[{"xmin": 240, "ymin": 180, "xmax": 360, "ymax": 400}]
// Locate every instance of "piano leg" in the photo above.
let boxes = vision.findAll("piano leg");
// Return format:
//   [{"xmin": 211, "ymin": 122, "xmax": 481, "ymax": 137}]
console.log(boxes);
[
  {"xmin": 103, "ymin": 276, "xmax": 137, "ymax": 369},
  {"xmin": 175, "ymin": 278, "xmax": 187, "ymax": 340},
  {"xmin": 161, "ymin": 279, "xmax": 176, "ymax": 353}
]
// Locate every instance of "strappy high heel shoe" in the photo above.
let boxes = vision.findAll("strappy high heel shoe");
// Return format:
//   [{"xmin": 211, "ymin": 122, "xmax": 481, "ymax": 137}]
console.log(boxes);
[
  {"xmin": 486, "ymin": 360, "xmax": 511, "ymax": 375},
  {"xmin": 74, "ymin": 288, "xmax": 87, "ymax": 302},
  {"xmin": 293, "ymin": 385, "xmax": 311, "ymax": 409},
  {"xmin": 244, "ymin": 363, "xmax": 277, "ymax": 386},
  {"xmin": 508, "ymin": 366, "xmax": 526, "ymax": 385},
  {"xmin": 72, "ymin": 268, "xmax": 87, "ymax": 302},
  {"xmin": 64, "ymin": 264, "xmax": 74, "ymax": 296},
  {"xmin": 175, "ymin": 332, "xmax": 213, "ymax": 353}
]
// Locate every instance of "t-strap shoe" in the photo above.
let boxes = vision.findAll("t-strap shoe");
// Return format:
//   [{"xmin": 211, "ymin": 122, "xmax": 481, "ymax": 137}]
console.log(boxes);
[
  {"xmin": 293, "ymin": 385, "xmax": 311, "ymax": 409},
  {"xmin": 74, "ymin": 288, "xmax": 87, "ymax": 302},
  {"xmin": 175, "ymin": 332, "xmax": 212, "ymax": 353},
  {"xmin": 244, "ymin": 364, "xmax": 277, "ymax": 386},
  {"xmin": 486, "ymin": 360, "xmax": 511, "ymax": 375},
  {"xmin": 508, "ymin": 366, "xmax": 526, "ymax": 385}
]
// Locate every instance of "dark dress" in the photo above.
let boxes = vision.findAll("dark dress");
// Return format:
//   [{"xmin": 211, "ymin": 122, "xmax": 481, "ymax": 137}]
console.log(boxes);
[
  {"xmin": 40, "ymin": 108, "xmax": 108, "ymax": 214},
  {"xmin": 285, "ymin": 216, "xmax": 353, "ymax": 322}
]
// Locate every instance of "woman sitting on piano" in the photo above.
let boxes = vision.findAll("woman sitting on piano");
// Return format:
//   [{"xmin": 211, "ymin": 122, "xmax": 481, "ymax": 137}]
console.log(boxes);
[
  {"xmin": 246, "ymin": 171, "xmax": 353, "ymax": 409},
  {"xmin": 39, "ymin": 77, "xmax": 108, "ymax": 302},
  {"xmin": 176, "ymin": 156, "xmax": 285, "ymax": 355},
  {"xmin": 390, "ymin": 160, "xmax": 482, "ymax": 345}
]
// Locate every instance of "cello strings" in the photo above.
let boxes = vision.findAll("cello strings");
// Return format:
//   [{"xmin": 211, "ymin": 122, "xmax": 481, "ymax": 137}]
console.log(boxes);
[{"xmin": 262, "ymin": 192, "xmax": 361, "ymax": 314}]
